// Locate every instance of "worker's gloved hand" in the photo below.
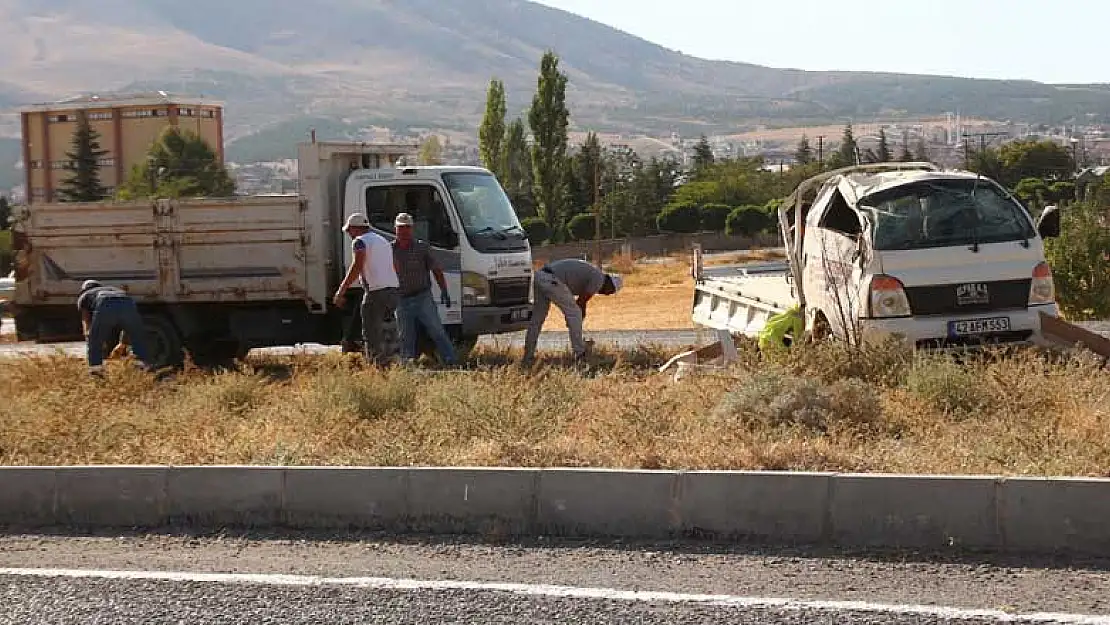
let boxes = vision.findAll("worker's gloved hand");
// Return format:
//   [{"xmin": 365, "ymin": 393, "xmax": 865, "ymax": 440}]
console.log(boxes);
[{"xmin": 440, "ymin": 291, "xmax": 452, "ymax": 308}]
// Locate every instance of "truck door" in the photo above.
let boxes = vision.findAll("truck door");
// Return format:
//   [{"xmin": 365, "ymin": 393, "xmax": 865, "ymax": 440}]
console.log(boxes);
[{"xmin": 361, "ymin": 182, "xmax": 463, "ymax": 327}]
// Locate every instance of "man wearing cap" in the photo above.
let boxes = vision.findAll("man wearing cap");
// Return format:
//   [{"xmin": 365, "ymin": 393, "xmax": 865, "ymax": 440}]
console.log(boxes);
[
  {"xmin": 76, "ymin": 280, "xmax": 154, "ymax": 374},
  {"xmin": 334, "ymin": 213, "xmax": 401, "ymax": 366},
  {"xmin": 522, "ymin": 258, "xmax": 623, "ymax": 367},
  {"xmin": 392, "ymin": 212, "xmax": 457, "ymax": 366}
]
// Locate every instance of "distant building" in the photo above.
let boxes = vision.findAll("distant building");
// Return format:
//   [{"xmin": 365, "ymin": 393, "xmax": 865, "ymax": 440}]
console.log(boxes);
[{"xmin": 20, "ymin": 92, "xmax": 224, "ymax": 203}]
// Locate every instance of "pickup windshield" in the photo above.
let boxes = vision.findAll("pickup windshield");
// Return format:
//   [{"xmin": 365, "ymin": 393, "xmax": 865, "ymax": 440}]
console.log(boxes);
[
  {"xmin": 443, "ymin": 172, "xmax": 528, "ymax": 253},
  {"xmin": 859, "ymin": 179, "xmax": 1036, "ymax": 251}
]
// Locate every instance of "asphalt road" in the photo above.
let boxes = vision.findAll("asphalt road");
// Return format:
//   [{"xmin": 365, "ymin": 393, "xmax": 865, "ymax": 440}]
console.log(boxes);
[{"xmin": 1, "ymin": 534, "xmax": 1109, "ymax": 624}]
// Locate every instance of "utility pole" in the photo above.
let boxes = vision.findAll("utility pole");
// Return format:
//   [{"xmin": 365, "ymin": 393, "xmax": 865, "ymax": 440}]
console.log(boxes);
[
  {"xmin": 593, "ymin": 155, "xmax": 602, "ymax": 268},
  {"xmin": 961, "ymin": 132, "xmax": 1008, "ymax": 169}
]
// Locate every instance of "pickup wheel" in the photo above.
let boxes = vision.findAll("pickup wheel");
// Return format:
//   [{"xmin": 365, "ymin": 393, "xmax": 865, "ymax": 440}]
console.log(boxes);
[
  {"xmin": 809, "ymin": 312, "xmax": 833, "ymax": 343},
  {"xmin": 141, "ymin": 314, "xmax": 184, "ymax": 369}
]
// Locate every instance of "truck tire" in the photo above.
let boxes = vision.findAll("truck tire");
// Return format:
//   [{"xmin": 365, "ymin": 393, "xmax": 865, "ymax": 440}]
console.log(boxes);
[
  {"xmin": 142, "ymin": 314, "xmax": 184, "ymax": 369},
  {"xmin": 417, "ymin": 333, "xmax": 477, "ymax": 364},
  {"xmin": 188, "ymin": 339, "xmax": 248, "ymax": 368}
]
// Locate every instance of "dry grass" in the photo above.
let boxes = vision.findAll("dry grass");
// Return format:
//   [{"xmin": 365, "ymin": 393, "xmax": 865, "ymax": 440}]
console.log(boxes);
[
  {"xmin": 1, "ymin": 340, "xmax": 1108, "ymax": 476},
  {"xmin": 541, "ymin": 248, "xmax": 785, "ymax": 332}
]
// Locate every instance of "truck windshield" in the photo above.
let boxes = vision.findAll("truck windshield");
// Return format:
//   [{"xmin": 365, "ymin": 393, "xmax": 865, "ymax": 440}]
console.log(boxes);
[
  {"xmin": 443, "ymin": 172, "xmax": 528, "ymax": 253},
  {"xmin": 859, "ymin": 179, "xmax": 1036, "ymax": 251}
]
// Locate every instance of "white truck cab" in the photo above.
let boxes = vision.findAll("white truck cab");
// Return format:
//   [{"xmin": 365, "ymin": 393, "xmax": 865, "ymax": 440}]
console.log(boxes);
[
  {"xmin": 338, "ymin": 165, "xmax": 533, "ymax": 351},
  {"xmin": 783, "ymin": 163, "xmax": 1061, "ymax": 348}
]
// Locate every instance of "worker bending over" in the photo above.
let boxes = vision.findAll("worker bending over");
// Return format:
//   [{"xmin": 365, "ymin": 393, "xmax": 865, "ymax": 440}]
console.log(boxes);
[
  {"xmin": 522, "ymin": 258, "xmax": 622, "ymax": 366},
  {"xmin": 76, "ymin": 280, "xmax": 154, "ymax": 375},
  {"xmin": 333, "ymin": 213, "xmax": 401, "ymax": 367}
]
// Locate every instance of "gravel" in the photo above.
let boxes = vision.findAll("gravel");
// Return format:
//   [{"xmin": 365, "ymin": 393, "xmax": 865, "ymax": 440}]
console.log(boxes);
[{"xmin": 0, "ymin": 576, "xmax": 1084, "ymax": 625}]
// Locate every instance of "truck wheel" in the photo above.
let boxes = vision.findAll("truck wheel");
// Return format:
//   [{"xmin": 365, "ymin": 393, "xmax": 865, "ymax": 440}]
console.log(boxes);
[
  {"xmin": 188, "ymin": 340, "xmax": 248, "ymax": 368},
  {"xmin": 416, "ymin": 331, "xmax": 478, "ymax": 364},
  {"xmin": 142, "ymin": 314, "xmax": 184, "ymax": 369}
]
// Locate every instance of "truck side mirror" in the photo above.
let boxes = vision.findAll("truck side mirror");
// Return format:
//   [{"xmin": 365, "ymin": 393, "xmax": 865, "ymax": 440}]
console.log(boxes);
[
  {"xmin": 443, "ymin": 230, "xmax": 459, "ymax": 249},
  {"xmin": 1037, "ymin": 205, "xmax": 1061, "ymax": 239}
]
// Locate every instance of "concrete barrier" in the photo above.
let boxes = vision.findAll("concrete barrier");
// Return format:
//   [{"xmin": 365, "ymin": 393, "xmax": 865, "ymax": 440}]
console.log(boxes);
[
  {"xmin": 680, "ymin": 471, "xmax": 831, "ymax": 543},
  {"xmin": 1001, "ymin": 478, "xmax": 1110, "ymax": 557},
  {"xmin": 829, "ymin": 474, "xmax": 1001, "ymax": 551},
  {"xmin": 3, "ymin": 466, "xmax": 1110, "ymax": 557}
]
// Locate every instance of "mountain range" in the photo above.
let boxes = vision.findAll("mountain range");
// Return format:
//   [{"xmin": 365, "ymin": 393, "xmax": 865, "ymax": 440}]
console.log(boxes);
[{"xmin": 2, "ymin": 0, "xmax": 1110, "ymax": 185}]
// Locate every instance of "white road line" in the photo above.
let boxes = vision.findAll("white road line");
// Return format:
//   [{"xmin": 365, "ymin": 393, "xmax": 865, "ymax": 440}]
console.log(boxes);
[{"xmin": 1, "ymin": 567, "xmax": 1107, "ymax": 623}]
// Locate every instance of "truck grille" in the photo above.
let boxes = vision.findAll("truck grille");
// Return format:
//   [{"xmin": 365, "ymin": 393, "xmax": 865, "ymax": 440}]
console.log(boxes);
[
  {"xmin": 489, "ymin": 278, "xmax": 531, "ymax": 307},
  {"xmin": 904, "ymin": 279, "xmax": 1030, "ymax": 316}
]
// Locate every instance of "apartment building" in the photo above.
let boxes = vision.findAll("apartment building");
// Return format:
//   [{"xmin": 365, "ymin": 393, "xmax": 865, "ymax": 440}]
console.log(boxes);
[{"xmin": 20, "ymin": 92, "xmax": 224, "ymax": 203}]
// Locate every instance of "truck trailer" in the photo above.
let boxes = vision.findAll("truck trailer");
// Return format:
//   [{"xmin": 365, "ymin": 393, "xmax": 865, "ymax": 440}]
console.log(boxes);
[{"xmin": 9, "ymin": 140, "xmax": 534, "ymax": 367}]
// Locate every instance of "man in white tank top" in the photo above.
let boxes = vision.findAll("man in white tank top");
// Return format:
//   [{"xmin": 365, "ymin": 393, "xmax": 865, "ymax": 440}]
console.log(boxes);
[{"xmin": 333, "ymin": 213, "xmax": 401, "ymax": 366}]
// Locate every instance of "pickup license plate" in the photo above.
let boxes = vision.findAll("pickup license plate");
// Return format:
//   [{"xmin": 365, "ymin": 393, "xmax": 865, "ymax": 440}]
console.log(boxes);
[
  {"xmin": 948, "ymin": 317, "xmax": 1011, "ymax": 336},
  {"xmin": 509, "ymin": 308, "xmax": 531, "ymax": 322}
]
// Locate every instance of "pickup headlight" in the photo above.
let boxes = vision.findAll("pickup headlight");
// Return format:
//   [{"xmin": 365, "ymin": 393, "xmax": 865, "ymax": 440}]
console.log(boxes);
[{"xmin": 462, "ymin": 271, "xmax": 490, "ymax": 306}]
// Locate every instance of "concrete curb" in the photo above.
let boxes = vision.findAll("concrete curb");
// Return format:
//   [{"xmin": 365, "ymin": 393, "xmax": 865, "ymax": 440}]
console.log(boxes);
[{"xmin": 2, "ymin": 467, "xmax": 1109, "ymax": 557}]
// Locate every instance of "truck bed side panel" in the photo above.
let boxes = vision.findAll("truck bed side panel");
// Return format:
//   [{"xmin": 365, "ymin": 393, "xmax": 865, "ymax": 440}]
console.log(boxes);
[{"xmin": 17, "ymin": 196, "xmax": 308, "ymax": 307}]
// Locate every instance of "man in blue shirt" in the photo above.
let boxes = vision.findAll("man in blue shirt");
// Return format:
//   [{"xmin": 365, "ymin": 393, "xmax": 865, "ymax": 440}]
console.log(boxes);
[{"xmin": 76, "ymin": 280, "xmax": 154, "ymax": 375}]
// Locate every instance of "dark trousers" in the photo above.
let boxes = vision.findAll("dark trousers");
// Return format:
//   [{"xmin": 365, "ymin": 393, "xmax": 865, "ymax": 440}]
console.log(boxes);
[
  {"xmin": 88, "ymin": 298, "xmax": 152, "ymax": 368},
  {"xmin": 361, "ymin": 287, "xmax": 399, "ymax": 365}
]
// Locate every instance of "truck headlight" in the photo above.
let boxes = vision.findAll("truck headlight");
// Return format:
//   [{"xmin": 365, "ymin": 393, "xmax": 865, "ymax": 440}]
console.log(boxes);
[
  {"xmin": 1029, "ymin": 262, "xmax": 1056, "ymax": 305},
  {"xmin": 868, "ymin": 274, "xmax": 911, "ymax": 318},
  {"xmin": 462, "ymin": 271, "xmax": 490, "ymax": 306}
]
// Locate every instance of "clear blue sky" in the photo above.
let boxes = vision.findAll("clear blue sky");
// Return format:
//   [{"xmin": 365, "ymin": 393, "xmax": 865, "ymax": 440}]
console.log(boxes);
[{"xmin": 533, "ymin": 0, "xmax": 1106, "ymax": 84}]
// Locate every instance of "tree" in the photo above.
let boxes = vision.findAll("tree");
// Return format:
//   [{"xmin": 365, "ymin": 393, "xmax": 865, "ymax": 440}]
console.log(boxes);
[
  {"xmin": 520, "ymin": 217, "xmax": 550, "ymax": 244},
  {"xmin": 898, "ymin": 132, "xmax": 914, "ymax": 162},
  {"xmin": 656, "ymin": 202, "xmax": 701, "ymax": 234},
  {"xmin": 567, "ymin": 132, "xmax": 604, "ymax": 216},
  {"xmin": 726, "ymin": 205, "xmax": 773, "ymax": 237},
  {"xmin": 500, "ymin": 118, "xmax": 534, "ymax": 217},
  {"xmin": 692, "ymin": 135, "xmax": 715, "ymax": 175},
  {"xmin": 418, "ymin": 136, "xmax": 444, "ymax": 165},
  {"xmin": 876, "ymin": 128, "xmax": 892, "ymax": 163},
  {"xmin": 566, "ymin": 213, "xmax": 597, "ymax": 241},
  {"xmin": 914, "ymin": 137, "xmax": 929, "ymax": 163},
  {"xmin": 118, "ymin": 127, "xmax": 235, "ymax": 199},
  {"xmin": 528, "ymin": 50, "xmax": 570, "ymax": 231},
  {"xmin": 478, "ymin": 79, "xmax": 507, "ymax": 177},
  {"xmin": 997, "ymin": 140, "xmax": 1074, "ymax": 187},
  {"xmin": 1044, "ymin": 201, "xmax": 1110, "ymax": 320},
  {"xmin": 700, "ymin": 203, "xmax": 732, "ymax": 232},
  {"xmin": 0, "ymin": 195, "xmax": 10, "ymax": 230},
  {"xmin": 794, "ymin": 135, "xmax": 814, "ymax": 165},
  {"xmin": 836, "ymin": 123, "xmax": 858, "ymax": 166},
  {"xmin": 56, "ymin": 111, "xmax": 108, "ymax": 202}
]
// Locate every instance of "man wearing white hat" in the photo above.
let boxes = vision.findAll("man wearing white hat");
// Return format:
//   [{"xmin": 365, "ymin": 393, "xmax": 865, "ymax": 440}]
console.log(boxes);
[
  {"xmin": 522, "ymin": 258, "xmax": 623, "ymax": 367},
  {"xmin": 333, "ymin": 213, "xmax": 400, "ymax": 366},
  {"xmin": 76, "ymin": 279, "xmax": 154, "ymax": 375}
]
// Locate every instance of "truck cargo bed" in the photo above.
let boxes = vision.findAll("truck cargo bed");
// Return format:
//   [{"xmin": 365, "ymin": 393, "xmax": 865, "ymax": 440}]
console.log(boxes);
[
  {"xmin": 14, "ymin": 196, "xmax": 309, "ymax": 307},
  {"xmin": 692, "ymin": 260, "xmax": 798, "ymax": 337}
]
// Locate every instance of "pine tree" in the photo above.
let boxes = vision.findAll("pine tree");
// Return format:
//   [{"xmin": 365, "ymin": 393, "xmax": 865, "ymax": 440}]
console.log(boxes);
[
  {"xmin": 478, "ymin": 79, "xmax": 507, "ymax": 177},
  {"xmin": 56, "ymin": 111, "xmax": 108, "ymax": 202},
  {"xmin": 877, "ymin": 128, "xmax": 892, "ymax": 162},
  {"xmin": 794, "ymin": 134, "xmax": 814, "ymax": 165},
  {"xmin": 528, "ymin": 50, "xmax": 570, "ymax": 230},
  {"xmin": 899, "ymin": 131, "xmax": 914, "ymax": 162},
  {"xmin": 837, "ymin": 123, "xmax": 858, "ymax": 165},
  {"xmin": 692, "ymin": 135, "xmax": 715, "ymax": 174},
  {"xmin": 914, "ymin": 137, "xmax": 930, "ymax": 163},
  {"xmin": 119, "ymin": 127, "xmax": 235, "ymax": 199},
  {"xmin": 0, "ymin": 195, "xmax": 10, "ymax": 229}
]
